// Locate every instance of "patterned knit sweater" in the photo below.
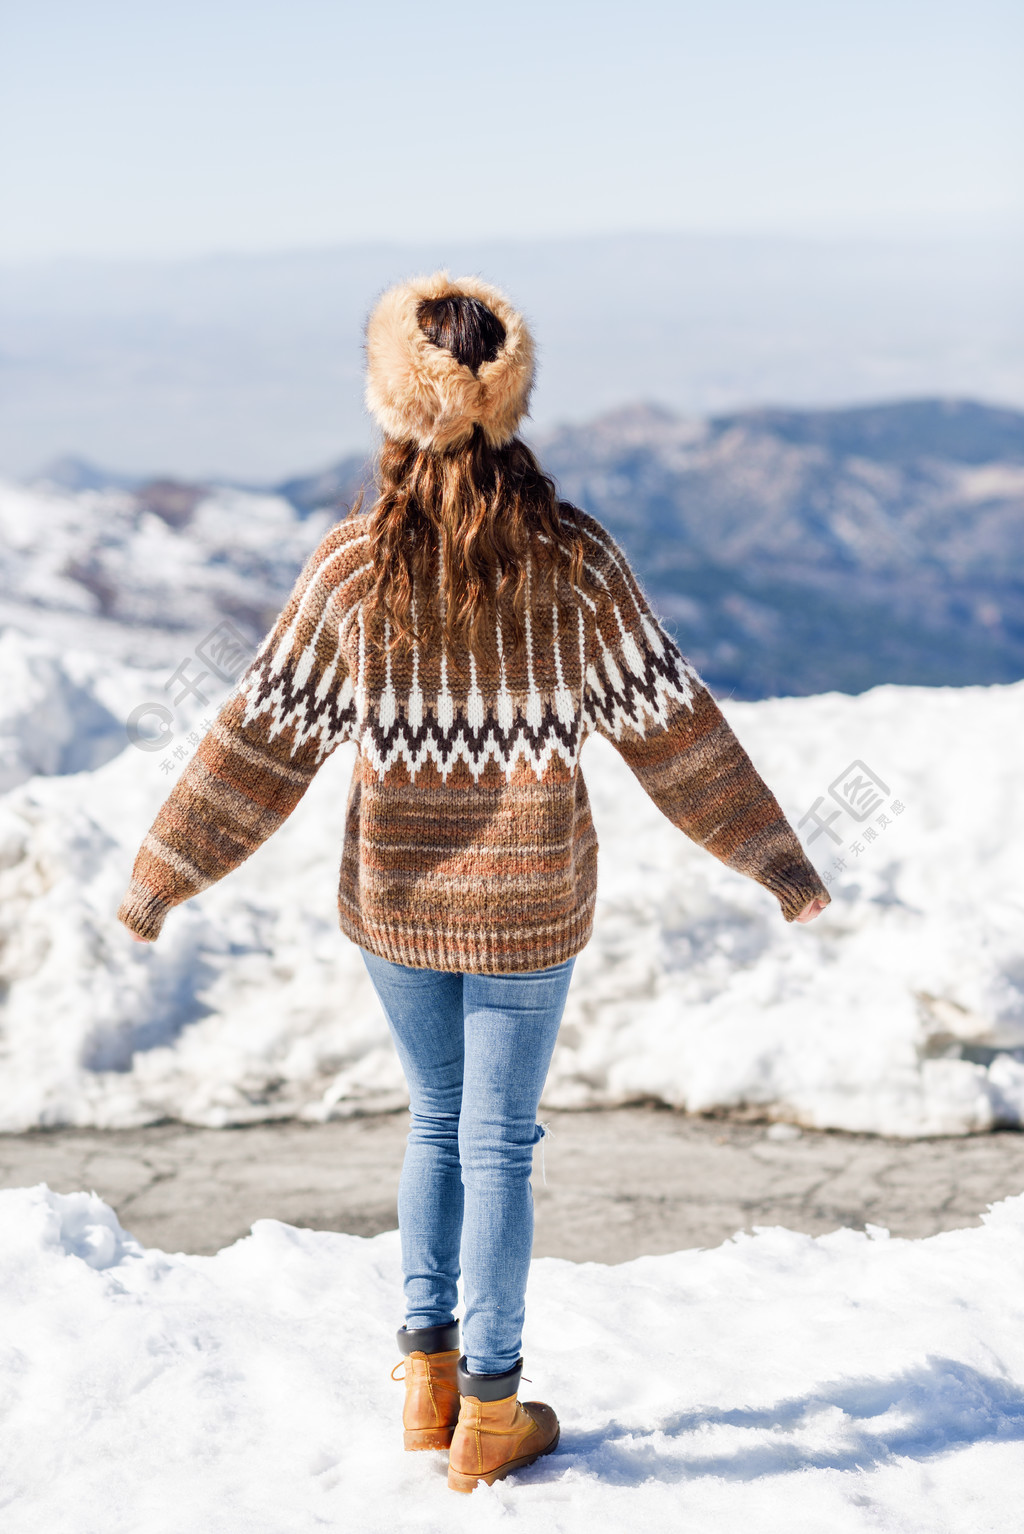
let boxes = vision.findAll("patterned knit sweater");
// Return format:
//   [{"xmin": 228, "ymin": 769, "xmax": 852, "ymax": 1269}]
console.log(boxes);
[{"xmin": 118, "ymin": 510, "xmax": 829, "ymax": 971}]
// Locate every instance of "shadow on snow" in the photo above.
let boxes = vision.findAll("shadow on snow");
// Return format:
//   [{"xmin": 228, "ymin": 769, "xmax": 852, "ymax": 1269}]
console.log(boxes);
[{"xmin": 527, "ymin": 1357, "xmax": 1024, "ymax": 1485}]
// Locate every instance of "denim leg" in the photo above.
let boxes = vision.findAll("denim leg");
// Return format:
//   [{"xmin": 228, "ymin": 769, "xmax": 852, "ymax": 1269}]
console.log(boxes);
[
  {"xmin": 459, "ymin": 958, "xmax": 575, "ymax": 1375},
  {"xmin": 360, "ymin": 951, "xmax": 465, "ymax": 1329}
]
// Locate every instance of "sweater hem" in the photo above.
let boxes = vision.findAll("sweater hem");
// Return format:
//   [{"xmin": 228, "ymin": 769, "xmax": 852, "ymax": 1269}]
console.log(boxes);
[{"xmin": 337, "ymin": 904, "xmax": 595, "ymax": 974}]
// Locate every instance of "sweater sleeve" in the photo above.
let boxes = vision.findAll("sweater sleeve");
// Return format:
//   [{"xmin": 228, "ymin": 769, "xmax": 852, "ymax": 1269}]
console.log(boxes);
[
  {"xmin": 117, "ymin": 519, "xmax": 367, "ymax": 940},
  {"xmin": 581, "ymin": 519, "xmax": 830, "ymax": 923}
]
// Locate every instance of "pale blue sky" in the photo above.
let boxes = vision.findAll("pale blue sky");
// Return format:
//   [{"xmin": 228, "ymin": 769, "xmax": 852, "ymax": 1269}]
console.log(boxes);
[{"xmin": 1, "ymin": 0, "xmax": 1021, "ymax": 260}]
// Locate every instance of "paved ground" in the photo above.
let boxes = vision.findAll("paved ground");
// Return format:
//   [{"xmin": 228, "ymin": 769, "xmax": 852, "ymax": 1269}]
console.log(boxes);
[{"xmin": 4, "ymin": 1108, "xmax": 1024, "ymax": 1261}]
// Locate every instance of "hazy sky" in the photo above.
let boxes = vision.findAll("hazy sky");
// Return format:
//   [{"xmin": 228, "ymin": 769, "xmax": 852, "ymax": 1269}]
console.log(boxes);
[{"xmin": 1, "ymin": 0, "xmax": 1021, "ymax": 261}]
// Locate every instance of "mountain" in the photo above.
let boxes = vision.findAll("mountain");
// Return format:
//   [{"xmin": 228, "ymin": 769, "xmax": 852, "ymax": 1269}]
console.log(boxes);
[
  {"xmin": 266, "ymin": 396, "xmax": 1024, "ymax": 699},
  {"xmin": 274, "ymin": 455, "xmax": 369, "ymax": 517},
  {"xmin": 538, "ymin": 398, "xmax": 1024, "ymax": 697},
  {"xmin": 4, "ymin": 398, "xmax": 1023, "ymax": 698}
]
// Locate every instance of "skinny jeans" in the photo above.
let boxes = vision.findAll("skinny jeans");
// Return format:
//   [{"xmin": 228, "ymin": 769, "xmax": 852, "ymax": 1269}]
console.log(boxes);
[{"xmin": 360, "ymin": 950, "xmax": 575, "ymax": 1375}]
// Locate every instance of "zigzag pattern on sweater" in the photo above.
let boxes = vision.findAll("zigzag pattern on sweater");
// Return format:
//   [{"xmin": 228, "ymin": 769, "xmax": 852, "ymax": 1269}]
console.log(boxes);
[
  {"xmin": 237, "ymin": 662, "xmax": 359, "ymax": 764},
  {"xmin": 236, "ymin": 602, "xmax": 699, "ymax": 783},
  {"xmin": 235, "ymin": 533, "xmax": 369, "ymax": 762},
  {"xmin": 358, "ymin": 643, "xmax": 698, "ymax": 782},
  {"xmin": 232, "ymin": 513, "xmax": 702, "ymax": 782}
]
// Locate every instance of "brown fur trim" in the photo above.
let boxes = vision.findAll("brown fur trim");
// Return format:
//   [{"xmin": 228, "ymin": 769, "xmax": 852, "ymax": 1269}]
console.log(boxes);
[{"xmin": 364, "ymin": 271, "xmax": 535, "ymax": 451}]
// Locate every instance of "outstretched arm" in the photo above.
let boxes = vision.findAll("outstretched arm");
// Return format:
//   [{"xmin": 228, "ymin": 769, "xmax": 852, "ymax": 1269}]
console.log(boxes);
[
  {"xmin": 580, "ymin": 519, "xmax": 830, "ymax": 924},
  {"xmin": 118, "ymin": 518, "xmax": 369, "ymax": 940}
]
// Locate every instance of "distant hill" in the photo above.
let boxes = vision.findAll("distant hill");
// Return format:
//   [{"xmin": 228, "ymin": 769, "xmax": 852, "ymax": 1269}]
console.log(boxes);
[
  {"xmin": 538, "ymin": 398, "xmax": 1024, "ymax": 697},
  {"xmin": 7, "ymin": 398, "xmax": 1023, "ymax": 698}
]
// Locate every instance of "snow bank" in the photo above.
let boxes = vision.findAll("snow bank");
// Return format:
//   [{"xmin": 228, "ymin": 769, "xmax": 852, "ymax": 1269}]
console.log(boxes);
[
  {"xmin": 1, "ymin": 663, "xmax": 1024, "ymax": 1136},
  {"xmin": 0, "ymin": 628, "xmax": 136, "ymax": 791},
  {"xmin": 2, "ymin": 1185, "xmax": 1023, "ymax": 1532}
]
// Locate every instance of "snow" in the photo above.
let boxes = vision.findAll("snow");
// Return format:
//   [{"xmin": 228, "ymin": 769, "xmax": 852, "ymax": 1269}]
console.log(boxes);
[
  {"xmin": 0, "ymin": 476, "xmax": 332, "ymax": 662},
  {"xmin": 0, "ymin": 628, "xmax": 143, "ymax": 792},
  {"xmin": 1, "ymin": 1183, "xmax": 1023, "ymax": 1532},
  {"xmin": 1, "ymin": 617, "xmax": 1023, "ymax": 1137}
]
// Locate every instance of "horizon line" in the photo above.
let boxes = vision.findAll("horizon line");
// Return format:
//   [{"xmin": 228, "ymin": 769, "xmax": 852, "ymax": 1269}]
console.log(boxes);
[{"xmin": 3, "ymin": 223, "xmax": 1024, "ymax": 273}]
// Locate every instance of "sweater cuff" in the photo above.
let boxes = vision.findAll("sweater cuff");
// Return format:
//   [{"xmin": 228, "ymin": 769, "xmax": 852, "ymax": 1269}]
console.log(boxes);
[
  {"xmin": 758, "ymin": 857, "xmax": 831, "ymax": 923},
  {"xmin": 118, "ymin": 881, "xmax": 174, "ymax": 940}
]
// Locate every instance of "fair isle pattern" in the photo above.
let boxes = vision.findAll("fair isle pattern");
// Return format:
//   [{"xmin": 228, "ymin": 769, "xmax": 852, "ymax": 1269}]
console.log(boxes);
[
  {"xmin": 234, "ymin": 519, "xmax": 702, "ymax": 786},
  {"xmin": 578, "ymin": 520, "xmax": 703, "ymax": 743},
  {"xmin": 235, "ymin": 529, "xmax": 369, "ymax": 763},
  {"xmin": 118, "ymin": 509, "xmax": 829, "ymax": 970}
]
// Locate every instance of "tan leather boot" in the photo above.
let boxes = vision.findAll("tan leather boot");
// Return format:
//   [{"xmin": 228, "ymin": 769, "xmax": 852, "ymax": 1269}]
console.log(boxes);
[
  {"xmin": 393, "ymin": 1323, "xmax": 461, "ymax": 1451},
  {"xmin": 447, "ymin": 1358, "xmax": 560, "ymax": 1492}
]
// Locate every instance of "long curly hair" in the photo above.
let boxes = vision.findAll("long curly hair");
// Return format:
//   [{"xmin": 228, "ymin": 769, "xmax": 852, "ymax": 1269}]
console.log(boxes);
[{"xmin": 364, "ymin": 296, "xmax": 593, "ymax": 656}]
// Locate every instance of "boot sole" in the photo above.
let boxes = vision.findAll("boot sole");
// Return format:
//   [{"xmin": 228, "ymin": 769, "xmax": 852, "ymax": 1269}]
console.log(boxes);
[
  {"xmin": 404, "ymin": 1427, "xmax": 456, "ymax": 1451},
  {"xmin": 447, "ymin": 1425, "xmax": 560, "ymax": 1492}
]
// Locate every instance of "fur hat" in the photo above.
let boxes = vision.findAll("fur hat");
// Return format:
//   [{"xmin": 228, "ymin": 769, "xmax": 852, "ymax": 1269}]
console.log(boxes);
[{"xmin": 364, "ymin": 271, "xmax": 535, "ymax": 452}]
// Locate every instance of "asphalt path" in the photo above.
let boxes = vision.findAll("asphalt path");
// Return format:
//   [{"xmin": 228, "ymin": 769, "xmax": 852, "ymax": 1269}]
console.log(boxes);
[{"xmin": 3, "ymin": 1108, "xmax": 1024, "ymax": 1260}]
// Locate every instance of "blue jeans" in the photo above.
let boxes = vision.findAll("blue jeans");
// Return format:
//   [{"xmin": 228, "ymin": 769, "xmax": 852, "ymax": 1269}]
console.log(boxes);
[{"xmin": 360, "ymin": 950, "xmax": 575, "ymax": 1375}]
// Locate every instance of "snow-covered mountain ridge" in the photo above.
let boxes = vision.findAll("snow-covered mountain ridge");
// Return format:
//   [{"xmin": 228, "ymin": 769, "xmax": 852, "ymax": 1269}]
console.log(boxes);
[
  {"xmin": 542, "ymin": 397, "xmax": 1024, "ymax": 696},
  {"xmin": 14, "ymin": 395, "xmax": 1024, "ymax": 698}
]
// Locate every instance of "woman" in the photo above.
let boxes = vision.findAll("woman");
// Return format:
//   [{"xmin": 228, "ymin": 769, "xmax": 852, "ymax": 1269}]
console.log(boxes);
[{"xmin": 119, "ymin": 272, "xmax": 829, "ymax": 1493}]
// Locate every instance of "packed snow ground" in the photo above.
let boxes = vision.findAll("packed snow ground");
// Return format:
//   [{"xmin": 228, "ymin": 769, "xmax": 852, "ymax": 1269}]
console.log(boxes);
[
  {"xmin": 2, "ymin": 1184, "xmax": 1023, "ymax": 1533},
  {"xmin": 2, "ymin": 617, "xmax": 1024, "ymax": 1136}
]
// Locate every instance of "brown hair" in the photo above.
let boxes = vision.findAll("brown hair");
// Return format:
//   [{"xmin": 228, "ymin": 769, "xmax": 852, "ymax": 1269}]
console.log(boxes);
[
  {"xmin": 365, "ymin": 296, "xmax": 592, "ymax": 656},
  {"xmin": 416, "ymin": 293, "xmax": 507, "ymax": 374}
]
